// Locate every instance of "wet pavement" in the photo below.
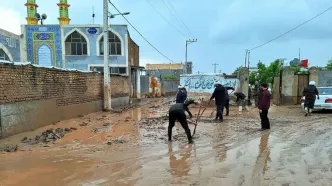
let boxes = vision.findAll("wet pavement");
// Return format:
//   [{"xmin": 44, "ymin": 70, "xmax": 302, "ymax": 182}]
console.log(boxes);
[{"xmin": 1, "ymin": 98, "xmax": 332, "ymax": 186}]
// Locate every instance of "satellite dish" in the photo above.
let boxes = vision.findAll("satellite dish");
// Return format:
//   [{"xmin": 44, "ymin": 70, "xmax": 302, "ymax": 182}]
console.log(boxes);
[
  {"xmin": 35, "ymin": 13, "xmax": 41, "ymax": 19},
  {"xmin": 41, "ymin": 14, "xmax": 47, "ymax": 20}
]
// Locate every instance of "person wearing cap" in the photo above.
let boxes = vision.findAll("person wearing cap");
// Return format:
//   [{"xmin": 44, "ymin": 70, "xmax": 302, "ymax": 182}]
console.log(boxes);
[
  {"xmin": 258, "ymin": 83, "xmax": 271, "ymax": 130},
  {"xmin": 176, "ymin": 85, "xmax": 186, "ymax": 104},
  {"xmin": 210, "ymin": 81, "xmax": 226, "ymax": 122},
  {"xmin": 168, "ymin": 99, "xmax": 200, "ymax": 143},
  {"xmin": 303, "ymin": 81, "xmax": 319, "ymax": 116}
]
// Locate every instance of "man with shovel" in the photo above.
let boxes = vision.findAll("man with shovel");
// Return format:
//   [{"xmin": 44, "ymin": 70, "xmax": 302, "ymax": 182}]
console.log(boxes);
[{"xmin": 168, "ymin": 99, "xmax": 200, "ymax": 144}]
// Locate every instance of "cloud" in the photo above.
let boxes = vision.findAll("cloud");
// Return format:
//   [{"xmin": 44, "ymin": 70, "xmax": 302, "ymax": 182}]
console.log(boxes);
[
  {"xmin": 210, "ymin": 0, "xmax": 332, "ymax": 44},
  {"xmin": 0, "ymin": 7, "xmax": 22, "ymax": 34}
]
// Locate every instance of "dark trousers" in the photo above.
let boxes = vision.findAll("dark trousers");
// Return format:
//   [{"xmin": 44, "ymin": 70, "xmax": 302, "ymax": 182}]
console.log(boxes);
[
  {"xmin": 168, "ymin": 110, "xmax": 192, "ymax": 142},
  {"xmin": 259, "ymin": 109, "xmax": 270, "ymax": 129},
  {"xmin": 216, "ymin": 104, "xmax": 224, "ymax": 121},
  {"xmin": 223, "ymin": 99, "xmax": 230, "ymax": 115}
]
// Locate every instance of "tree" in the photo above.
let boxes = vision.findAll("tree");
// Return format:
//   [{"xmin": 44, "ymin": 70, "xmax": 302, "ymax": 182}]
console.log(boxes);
[
  {"xmin": 232, "ymin": 66, "xmax": 244, "ymax": 75},
  {"xmin": 233, "ymin": 59, "xmax": 282, "ymax": 86},
  {"xmin": 326, "ymin": 59, "xmax": 332, "ymax": 70}
]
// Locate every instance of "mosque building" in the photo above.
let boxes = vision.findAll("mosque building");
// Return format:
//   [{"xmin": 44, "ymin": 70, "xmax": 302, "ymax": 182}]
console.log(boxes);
[{"xmin": 19, "ymin": 0, "xmax": 140, "ymax": 76}]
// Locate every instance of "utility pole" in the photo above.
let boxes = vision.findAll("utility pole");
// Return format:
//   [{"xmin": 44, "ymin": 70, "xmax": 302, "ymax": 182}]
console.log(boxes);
[
  {"xmin": 185, "ymin": 39, "xmax": 197, "ymax": 73},
  {"xmin": 299, "ymin": 48, "xmax": 301, "ymax": 62},
  {"xmin": 244, "ymin": 49, "xmax": 249, "ymax": 67},
  {"xmin": 212, "ymin": 63, "xmax": 219, "ymax": 73},
  {"xmin": 103, "ymin": 0, "xmax": 111, "ymax": 110}
]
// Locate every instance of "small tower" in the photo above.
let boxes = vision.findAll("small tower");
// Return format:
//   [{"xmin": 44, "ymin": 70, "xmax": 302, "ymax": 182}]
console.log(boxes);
[
  {"xmin": 57, "ymin": 0, "xmax": 71, "ymax": 25},
  {"xmin": 25, "ymin": 0, "xmax": 38, "ymax": 25}
]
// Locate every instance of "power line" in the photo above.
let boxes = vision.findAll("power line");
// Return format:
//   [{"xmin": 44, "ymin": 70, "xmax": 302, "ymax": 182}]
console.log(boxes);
[
  {"xmin": 162, "ymin": 0, "xmax": 194, "ymax": 38},
  {"xmin": 108, "ymin": 0, "xmax": 175, "ymax": 63},
  {"xmin": 144, "ymin": 0, "xmax": 187, "ymax": 38},
  {"xmin": 249, "ymin": 5, "xmax": 332, "ymax": 51},
  {"xmin": 212, "ymin": 63, "xmax": 219, "ymax": 73}
]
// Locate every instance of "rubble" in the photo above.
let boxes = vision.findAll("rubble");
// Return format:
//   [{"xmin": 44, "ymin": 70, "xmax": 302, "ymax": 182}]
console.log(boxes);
[
  {"xmin": 0, "ymin": 144, "xmax": 18, "ymax": 153},
  {"xmin": 21, "ymin": 127, "xmax": 75, "ymax": 145}
]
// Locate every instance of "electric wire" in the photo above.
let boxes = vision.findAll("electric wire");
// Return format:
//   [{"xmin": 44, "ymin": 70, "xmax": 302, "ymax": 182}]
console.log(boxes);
[
  {"xmin": 144, "ymin": 0, "xmax": 188, "ymax": 38},
  {"xmin": 163, "ymin": 0, "xmax": 194, "ymax": 38},
  {"xmin": 108, "ymin": 0, "xmax": 175, "ymax": 62},
  {"xmin": 249, "ymin": 6, "xmax": 332, "ymax": 51}
]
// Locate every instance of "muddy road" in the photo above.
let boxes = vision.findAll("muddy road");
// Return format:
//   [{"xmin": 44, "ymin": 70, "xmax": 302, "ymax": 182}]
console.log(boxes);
[{"xmin": 1, "ymin": 98, "xmax": 332, "ymax": 186}]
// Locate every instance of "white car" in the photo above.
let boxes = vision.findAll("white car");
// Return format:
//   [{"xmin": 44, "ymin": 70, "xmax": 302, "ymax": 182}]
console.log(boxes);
[{"xmin": 301, "ymin": 87, "xmax": 332, "ymax": 111}]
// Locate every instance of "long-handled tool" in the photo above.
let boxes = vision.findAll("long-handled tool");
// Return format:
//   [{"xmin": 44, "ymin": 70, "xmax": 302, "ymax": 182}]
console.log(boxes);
[
  {"xmin": 192, "ymin": 107, "xmax": 207, "ymax": 137},
  {"xmin": 192, "ymin": 100, "xmax": 211, "ymax": 137}
]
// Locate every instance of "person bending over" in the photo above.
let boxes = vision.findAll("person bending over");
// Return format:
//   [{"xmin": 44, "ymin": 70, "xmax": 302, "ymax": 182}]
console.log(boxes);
[{"xmin": 168, "ymin": 99, "xmax": 199, "ymax": 143}]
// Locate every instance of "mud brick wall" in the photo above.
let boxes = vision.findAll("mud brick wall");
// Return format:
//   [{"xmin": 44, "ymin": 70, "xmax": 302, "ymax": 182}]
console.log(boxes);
[
  {"xmin": 111, "ymin": 75, "xmax": 130, "ymax": 98},
  {"xmin": 128, "ymin": 36, "xmax": 139, "ymax": 67},
  {"xmin": 0, "ymin": 63, "xmax": 103, "ymax": 105},
  {"xmin": 0, "ymin": 63, "xmax": 130, "ymax": 138}
]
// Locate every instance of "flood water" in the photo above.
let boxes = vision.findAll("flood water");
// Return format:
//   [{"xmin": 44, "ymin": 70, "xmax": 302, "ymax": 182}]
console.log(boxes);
[{"xmin": 1, "ymin": 98, "xmax": 332, "ymax": 186}]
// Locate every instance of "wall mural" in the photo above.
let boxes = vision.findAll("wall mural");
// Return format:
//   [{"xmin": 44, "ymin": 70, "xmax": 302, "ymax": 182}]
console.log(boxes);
[
  {"xmin": 26, "ymin": 25, "xmax": 62, "ymax": 67},
  {"xmin": 180, "ymin": 74, "xmax": 240, "ymax": 94}
]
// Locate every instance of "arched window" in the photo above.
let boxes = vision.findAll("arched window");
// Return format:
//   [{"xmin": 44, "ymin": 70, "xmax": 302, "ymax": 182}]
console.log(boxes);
[
  {"xmin": 0, "ymin": 49, "xmax": 10, "ymax": 61},
  {"xmin": 99, "ymin": 31, "xmax": 121, "ymax": 55},
  {"xmin": 65, "ymin": 31, "xmax": 88, "ymax": 55}
]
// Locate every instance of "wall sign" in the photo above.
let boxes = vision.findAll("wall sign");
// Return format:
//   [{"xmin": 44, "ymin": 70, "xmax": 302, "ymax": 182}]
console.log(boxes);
[
  {"xmin": 87, "ymin": 28, "xmax": 99, "ymax": 34},
  {"xmin": 36, "ymin": 33, "xmax": 51, "ymax": 40}
]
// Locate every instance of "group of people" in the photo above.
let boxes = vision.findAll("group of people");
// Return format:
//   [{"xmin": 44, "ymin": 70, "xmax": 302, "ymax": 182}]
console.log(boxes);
[{"xmin": 168, "ymin": 82, "xmax": 272, "ymax": 144}]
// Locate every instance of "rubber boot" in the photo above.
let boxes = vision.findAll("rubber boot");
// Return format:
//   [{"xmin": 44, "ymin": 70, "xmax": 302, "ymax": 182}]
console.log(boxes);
[
  {"xmin": 226, "ymin": 110, "xmax": 229, "ymax": 116},
  {"xmin": 305, "ymin": 107, "xmax": 308, "ymax": 117},
  {"xmin": 309, "ymin": 109, "xmax": 312, "ymax": 116},
  {"xmin": 185, "ymin": 130, "xmax": 193, "ymax": 143},
  {"xmin": 168, "ymin": 128, "xmax": 172, "ymax": 141}
]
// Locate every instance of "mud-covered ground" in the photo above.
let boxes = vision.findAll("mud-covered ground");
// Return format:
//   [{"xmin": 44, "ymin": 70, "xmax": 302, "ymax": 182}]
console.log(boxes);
[{"xmin": 1, "ymin": 97, "xmax": 332, "ymax": 186}]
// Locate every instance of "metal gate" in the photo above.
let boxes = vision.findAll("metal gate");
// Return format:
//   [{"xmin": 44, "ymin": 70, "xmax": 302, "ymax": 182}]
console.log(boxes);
[{"xmin": 297, "ymin": 74, "xmax": 309, "ymax": 104}]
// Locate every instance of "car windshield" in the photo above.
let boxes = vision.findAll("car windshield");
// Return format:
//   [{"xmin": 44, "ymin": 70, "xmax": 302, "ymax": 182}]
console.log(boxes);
[{"xmin": 318, "ymin": 88, "xmax": 332, "ymax": 95}]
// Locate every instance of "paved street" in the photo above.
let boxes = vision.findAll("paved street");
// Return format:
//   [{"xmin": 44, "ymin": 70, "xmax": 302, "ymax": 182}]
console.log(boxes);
[{"xmin": 1, "ymin": 98, "xmax": 332, "ymax": 186}]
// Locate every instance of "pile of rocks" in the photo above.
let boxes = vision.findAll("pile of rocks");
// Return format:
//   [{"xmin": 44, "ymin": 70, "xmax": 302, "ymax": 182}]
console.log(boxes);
[
  {"xmin": 21, "ymin": 127, "xmax": 76, "ymax": 145},
  {"xmin": 0, "ymin": 145, "xmax": 18, "ymax": 153}
]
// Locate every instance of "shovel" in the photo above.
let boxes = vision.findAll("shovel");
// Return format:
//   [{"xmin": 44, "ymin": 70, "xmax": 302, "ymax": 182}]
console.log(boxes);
[{"xmin": 192, "ymin": 100, "xmax": 210, "ymax": 137}]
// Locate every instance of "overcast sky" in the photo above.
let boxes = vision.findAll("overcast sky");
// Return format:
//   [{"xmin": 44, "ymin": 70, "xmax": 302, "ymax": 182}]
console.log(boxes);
[{"xmin": 1, "ymin": 0, "xmax": 332, "ymax": 73}]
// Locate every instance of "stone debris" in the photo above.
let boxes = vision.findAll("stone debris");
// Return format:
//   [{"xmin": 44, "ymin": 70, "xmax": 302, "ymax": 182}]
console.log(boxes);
[
  {"xmin": 0, "ymin": 144, "xmax": 18, "ymax": 153},
  {"xmin": 106, "ymin": 139, "xmax": 126, "ymax": 145},
  {"xmin": 79, "ymin": 122, "xmax": 89, "ymax": 126},
  {"xmin": 21, "ymin": 128, "xmax": 75, "ymax": 145}
]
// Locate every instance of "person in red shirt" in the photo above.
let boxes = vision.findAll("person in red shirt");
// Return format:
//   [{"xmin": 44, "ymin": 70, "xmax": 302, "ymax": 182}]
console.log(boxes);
[{"xmin": 258, "ymin": 83, "xmax": 271, "ymax": 131}]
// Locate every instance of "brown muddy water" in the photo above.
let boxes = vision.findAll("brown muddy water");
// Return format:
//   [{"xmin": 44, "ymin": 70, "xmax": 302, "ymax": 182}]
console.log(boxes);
[{"xmin": 1, "ymin": 99, "xmax": 332, "ymax": 186}]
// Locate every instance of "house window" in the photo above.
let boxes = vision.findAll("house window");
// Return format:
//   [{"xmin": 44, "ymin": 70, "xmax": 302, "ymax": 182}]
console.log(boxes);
[
  {"xmin": 90, "ymin": 66, "xmax": 127, "ymax": 75},
  {"xmin": 99, "ymin": 31, "xmax": 121, "ymax": 55},
  {"xmin": 0, "ymin": 49, "xmax": 10, "ymax": 61},
  {"xmin": 65, "ymin": 31, "xmax": 88, "ymax": 55}
]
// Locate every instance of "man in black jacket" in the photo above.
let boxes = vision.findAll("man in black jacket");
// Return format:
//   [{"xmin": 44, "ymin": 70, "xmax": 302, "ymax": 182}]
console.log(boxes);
[
  {"xmin": 210, "ymin": 82, "xmax": 226, "ymax": 122},
  {"xmin": 303, "ymin": 81, "xmax": 319, "ymax": 116},
  {"xmin": 168, "ymin": 99, "xmax": 199, "ymax": 143}
]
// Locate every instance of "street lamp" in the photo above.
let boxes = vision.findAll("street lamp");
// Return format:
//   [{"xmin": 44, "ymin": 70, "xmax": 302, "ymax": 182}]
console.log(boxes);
[{"xmin": 108, "ymin": 12, "xmax": 130, "ymax": 19}]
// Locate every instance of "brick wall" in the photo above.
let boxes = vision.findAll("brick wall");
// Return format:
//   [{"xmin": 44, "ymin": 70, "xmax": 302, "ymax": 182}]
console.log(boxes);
[
  {"xmin": 0, "ymin": 63, "xmax": 131, "ymax": 138},
  {"xmin": 0, "ymin": 63, "xmax": 130, "ymax": 104},
  {"xmin": 111, "ymin": 75, "xmax": 130, "ymax": 98},
  {"xmin": 128, "ymin": 36, "xmax": 139, "ymax": 67},
  {"xmin": 0, "ymin": 63, "xmax": 103, "ymax": 105}
]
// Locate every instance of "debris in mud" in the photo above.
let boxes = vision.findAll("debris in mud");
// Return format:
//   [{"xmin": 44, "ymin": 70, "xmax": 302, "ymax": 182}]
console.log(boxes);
[
  {"xmin": 106, "ymin": 139, "xmax": 127, "ymax": 145},
  {"xmin": 149, "ymin": 105, "xmax": 160, "ymax": 109},
  {"xmin": 79, "ymin": 122, "xmax": 89, "ymax": 126},
  {"xmin": 0, "ymin": 144, "xmax": 18, "ymax": 153},
  {"xmin": 21, "ymin": 128, "xmax": 75, "ymax": 145}
]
